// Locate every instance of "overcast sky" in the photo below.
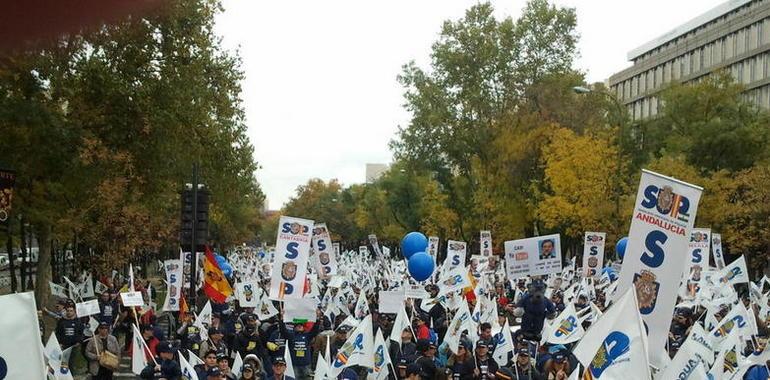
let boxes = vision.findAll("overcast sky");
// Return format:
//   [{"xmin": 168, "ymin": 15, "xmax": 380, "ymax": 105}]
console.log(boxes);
[{"xmin": 214, "ymin": 0, "xmax": 724, "ymax": 209}]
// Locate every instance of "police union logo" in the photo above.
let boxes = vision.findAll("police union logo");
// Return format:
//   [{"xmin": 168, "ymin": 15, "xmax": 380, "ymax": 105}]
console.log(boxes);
[
  {"xmin": 640, "ymin": 184, "xmax": 691, "ymax": 223},
  {"xmin": 587, "ymin": 331, "xmax": 630, "ymax": 378},
  {"xmin": 554, "ymin": 316, "xmax": 578, "ymax": 337},
  {"xmin": 633, "ymin": 270, "xmax": 660, "ymax": 315}
]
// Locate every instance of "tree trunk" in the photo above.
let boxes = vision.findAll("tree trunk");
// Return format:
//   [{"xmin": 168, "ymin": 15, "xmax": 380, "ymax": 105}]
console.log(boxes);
[
  {"xmin": 34, "ymin": 225, "xmax": 52, "ymax": 309},
  {"xmin": 19, "ymin": 217, "xmax": 27, "ymax": 290}
]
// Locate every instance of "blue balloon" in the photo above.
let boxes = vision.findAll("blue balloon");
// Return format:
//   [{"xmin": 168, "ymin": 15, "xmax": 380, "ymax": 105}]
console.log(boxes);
[
  {"xmin": 408, "ymin": 252, "xmax": 434, "ymax": 282},
  {"xmin": 616, "ymin": 237, "xmax": 629, "ymax": 260},
  {"xmin": 214, "ymin": 255, "xmax": 233, "ymax": 278},
  {"xmin": 401, "ymin": 232, "xmax": 429, "ymax": 259}
]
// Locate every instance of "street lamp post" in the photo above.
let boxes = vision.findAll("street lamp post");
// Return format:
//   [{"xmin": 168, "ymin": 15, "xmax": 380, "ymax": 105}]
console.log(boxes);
[{"xmin": 573, "ymin": 86, "xmax": 628, "ymax": 240}]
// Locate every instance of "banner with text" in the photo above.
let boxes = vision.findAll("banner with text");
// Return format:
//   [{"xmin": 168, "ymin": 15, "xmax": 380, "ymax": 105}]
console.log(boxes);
[
  {"xmin": 313, "ymin": 223, "xmax": 337, "ymax": 277},
  {"xmin": 270, "ymin": 216, "xmax": 314, "ymax": 300},
  {"xmin": 614, "ymin": 169, "xmax": 702, "ymax": 369},
  {"xmin": 582, "ymin": 232, "xmax": 606, "ymax": 278},
  {"xmin": 504, "ymin": 234, "xmax": 562, "ymax": 280},
  {"xmin": 712, "ymin": 233, "xmax": 726, "ymax": 270},
  {"xmin": 480, "ymin": 231, "xmax": 493, "ymax": 257},
  {"xmin": 162, "ymin": 259, "xmax": 183, "ymax": 311},
  {"xmin": 446, "ymin": 240, "xmax": 467, "ymax": 270}
]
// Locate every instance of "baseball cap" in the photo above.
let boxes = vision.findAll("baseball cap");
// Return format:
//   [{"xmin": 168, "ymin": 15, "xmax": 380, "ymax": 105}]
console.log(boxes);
[
  {"xmin": 206, "ymin": 367, "xmax": 223, "ymax": 376},
  {"xmin": 516, "ymin": 347, "xmax": 531, "ymax": 356},
  {"xmin": 242, "ymin": 363, "xmax": 254, "ymax": 372},
  {"xmin": 273, "ymin": 357, "xmax": 287, "ymax": 366},
  {"xmin": 208, "ymin": 327, "xmax": 223, "ymax": 336},
  {"xmin": 156, "ymin": 341, "xmax": 174, "ymax": 354},
  {"xmin": 548, "ymin": 344, "xmax": 567, "ymax": 354},
  {"xmin": 476, "ymin": 340, "xmax": 489, "ymax": 349},
  {"xmin": 553, "ymin": 352, "xmax": 567, "ymax": 363},
  {"xmin": 406, "ymin": 363, "xmax": 422, "ymax": 376}
]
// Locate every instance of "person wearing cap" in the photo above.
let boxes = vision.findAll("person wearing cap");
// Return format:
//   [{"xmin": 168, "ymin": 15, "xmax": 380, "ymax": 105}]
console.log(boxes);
[
  {"xmin": 542, "ymin": 351, "xmax": 571, "ymax": 380},
  {"xmin": 85, "ymin": 321, "xmax": 120, "ymax": 379},
  {"xmin": 512, "ymin": 347, "xmax": 543, "ymax": 380},
  {"xmin": 200, "ymin": 326, "xmax": 229, "ymax": 359},
  {"xmin": 242, "ymin": 353, "xmax": 266, "ymax": 379},
  {"xmin": 139, "ymin": 341, "xmax": 182, "ymax": 380},
  {"xmin": 233, "ymin": 314, "xmax": 267, "ymax": 360},
  {"xmin": 266, "ymin": 357, "xmax": 295, "ymax": 380},
  {"xmin": 391, "ymin": 327, "xmax": 417, "ymax": 378},
  {"xmin": 445, "ymin": 341, "xmax": 475, "ymax": 380},
  {"xmin": 414, "ymin": 339, "xmax": 440, "ymax": 380},
  {"xmin": 238, "ymin": 363, "xmax": 258, "ymax": 380},
  {"xmin": 406, "ymin": 362, "xmax": 422, "ymax": 380},
  {"xmin": 205, "ymin": 366, "xmax": 225, "ymax": 380},
  {"xmin": 279, "ymin": 310, "xmax": 322, "ymax": 380},
  {"xmin": 474, "ymin": 340, "xmax": 499, "ymax": 380}
]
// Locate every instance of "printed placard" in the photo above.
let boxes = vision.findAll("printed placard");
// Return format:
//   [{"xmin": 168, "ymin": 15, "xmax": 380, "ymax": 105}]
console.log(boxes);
[
  {"xmin": 480, "ymin": 231, "xmax": 493, "ymax": 256},
  {"xmin": 379, "ymin": 290, "xmax": 406, "ymax": 314},
  {"xmin": 313, "ymin": 223, "xmax": 337, "ymax": 277},
  {"xmin": 270, "ymin": 216, "xmax": 314, "ymax": 300},
  {"xmin": 504, "ymin": 234, "xmax": 562, "ymax": 279},
  {"xmin": 712, "ymin": 233, "xmax": 726, "ymax": 270},
  {"xmin": 76, "ymin": 299, "xmax": 100, "ymax": 317},
  {"xmin": 446, "ymin": 240, "xmax": 467, "ymax": 270},
  {"xmin": 582, "ymin": 232, "xmax": 606, "ymax": 278},
  {"xmin": 120, "ymin": 291, "xmax": 144, "ymax": 307}
]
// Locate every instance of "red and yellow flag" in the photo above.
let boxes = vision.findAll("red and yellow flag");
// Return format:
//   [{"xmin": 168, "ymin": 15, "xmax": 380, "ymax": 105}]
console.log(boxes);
[{"xmin": 202, "ymin": 246, "xmax": 233, "ymax": 303}]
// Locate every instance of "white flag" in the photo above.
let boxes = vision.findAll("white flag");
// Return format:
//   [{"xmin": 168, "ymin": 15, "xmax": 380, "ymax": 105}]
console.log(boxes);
[
  {"xmin": 493, "ymin": 320, "xmax": 514, "ymax": 367},
  {"xmin": 315, "ymin": 353, "xmax": 330, "ymax": 380},
  {"xmin": 131, "ymin": 324, "xmax": 149, "ymax": 375},
  {"xmin": 354, "ymin": 291, "xmax": 370, "ymax": 320},
  {"xmin": 656, "ymin": 324, "xmax": 715, "ymax": 379},
  {"xmin": 331, "ymin": 315, "xmax": 374, "ymax": 377},
  {"xmin": 390, "ymin": 306, "xmax": 411, "ymax": 345},
  {"xmin": 543, "ymin": 303, "xmax": 585, "ymax": 345},
  {"xmin": 194, "ymin": 301, "xmax": 212, "ymax": 341},
  {"xmin": 369, "ymin": 329, "xmax": 391, "ymax": 380},
  {"xmin": 443, "ymin": 300, "xmax": 473, "ymax": 354},
  {"xmin": 711, "ymin": 233, "xmax": 726, "ymax": 270},
  {"xmin": 713, "ymin": 256, "xmax": 749, "ymax": 287},
  {"xmin": 573, "ymin": 288, "xmax": 651, "ymax": 380},
  {"xmin": 80, "ymin": 274, "xmax": 95, "ymax": 299},
  {"xmin": 709, "ymin": 302, "xmax": 751, "ymax": 350},
  {"xmin": 180, "ymin": 352, "xmax": 199, "ymax": 380},
  {"xmin": 187, "ymin": 350, "xmax": 204, "ymax": 367},
  {"xmin": 232, "ymin": 351, "xmax": 243, "ymax": 378},
  {"xmin": 50, "ymin": 282, "xmax": 69, "ymax": 299},
  {"xmin": 0, "ymin": 292, "xmax": 47, "ymax": 379},
  {"xmin": 437, "ymin": 266, "xmax": 471, "ymax": 296},
  {"xmin": 94, "ymin": 280, "xmax": 109, "ymax": 295}
]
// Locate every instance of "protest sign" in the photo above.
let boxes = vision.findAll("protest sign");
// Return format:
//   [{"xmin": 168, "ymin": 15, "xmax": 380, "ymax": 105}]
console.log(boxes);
[
  {"xmin": 428, "ymin": 236, "xmax": 439, "ymax": 265},
  {"xmin": 446, "ymin": 240, "xmax": 467, "ymax": 270},
  {"xmin": 712, "ymin": 233, "xmax": 726, "ymax": 270},
  {"xmin": 403, "ymin": 283, "xmax": 429, "ymax": 299},
  {"xmin": 480, "ymin": 231, "xmax": 493, "ymax": 257},
  {"xmin": 283, "ymin": 298, "xmax": 318, "ymax": 323},
  {"xmin": 504, "ymin": 234, "xmax": 562, "ymax": 279},
  {"xmin": 313, "ymin": 223, "xmax": 337, "ymax": 277},
  {"xmin": 75, "ymin": 299, "xmax": 100, "ymax": 317},
  {"xmin": 687, "ymin": 228, "xmax": 710, "ymax": 293},
  {"xmin": 379, "ymin": 290, "xmax": 406, "ymax": 314},
  {"xmin": 270, "ymin": 216, "xmax": 314, "ymax": 300},
  {"xmin": 162, "ymin": 259, "xmax": 183, "ymax": 311},
  {"xmin": 614, "ymin": 169, "xmax": 702, "ymax": 369},
  {"xmin": 236, "ymin": 281, "xmax": 260, "ymax": 308},
  {"xmin": 582, "ymin": 232, "xmax": 605, "ymax": 278},
  {"xmin": 120, "ymin": 291, "xmax": 144, "ymax": 307}
]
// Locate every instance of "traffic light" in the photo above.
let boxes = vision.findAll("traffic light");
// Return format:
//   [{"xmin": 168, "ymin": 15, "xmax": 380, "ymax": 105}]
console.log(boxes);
[{"xmin": 180, "ymin": 186, "xmax": 209, "ymax": 251}]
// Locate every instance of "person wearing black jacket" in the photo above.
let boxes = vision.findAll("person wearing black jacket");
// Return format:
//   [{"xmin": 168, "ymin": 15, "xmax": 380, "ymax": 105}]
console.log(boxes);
[
  {"xmin": 233, "ymin": 315, "xmax": 267, "ymax": 361},
  {"xmin": 56, "ymin": 304, "xmax": 85, "ymax": 349},
  {"xmin": 511, "ymin": 347, "xmax": 543, "ymax": 380},
  {"xmin": 474, "ymin": 341, "xmax": 499, "ymax": 380},
  {"xmin": 140, "ymin": 341, "xmax": 182, "ymax": 380},
  {"xmin": 414, "ymin": 339, "xmax": 440, "ymax": 380},
  {"xmin": 446, "ymin": 342, "xmax": 475, "ymax": 380}
]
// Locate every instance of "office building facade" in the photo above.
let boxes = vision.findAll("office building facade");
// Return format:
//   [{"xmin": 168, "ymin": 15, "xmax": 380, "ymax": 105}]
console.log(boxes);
[{"xmin": 609, "ymin": 0, "xmax": 770, "ymax": 120}]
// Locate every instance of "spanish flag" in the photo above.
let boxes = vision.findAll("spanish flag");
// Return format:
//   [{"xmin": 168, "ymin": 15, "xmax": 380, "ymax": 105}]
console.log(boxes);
[{"xmin": 202, "ymin": 246, "xmax": 233, "ymax": 303}]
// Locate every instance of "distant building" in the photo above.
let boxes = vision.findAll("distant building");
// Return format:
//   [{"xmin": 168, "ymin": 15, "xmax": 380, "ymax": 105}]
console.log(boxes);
[
  {"xmin": 365, "ymin": 163, "xmax": 389, "ymax": 183},
  {"xmin": 609, "ymin": 0, "xmax": 770, "ymax": 120}
]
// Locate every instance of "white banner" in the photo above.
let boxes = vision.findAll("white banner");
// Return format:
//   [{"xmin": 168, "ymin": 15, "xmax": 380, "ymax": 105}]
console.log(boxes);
[
  {"xmin": 313, "ymin": 223, "xmax": 337, "ymax": 277},
  {"xmin": 428, "ymin": 236, "xmax": 439, "ymax": 266},
  {"xmin": 283, "ymin": 298, "xmax": 318, "ymax": 323},
  {"xmin": 359, "ymin": 246, "xmax": 369, "ymax": 256},
  {"xmin": 614, "ymin": 169, "xmax": 702, "ymax": 369},
  {"xmin": 333, "ymin": 242, "xmax": 341, "ymax": 258},
  {"xmin": 0, "ymin": 292, "xmax": 47, "ymax": 379},
  {"xmin": 446, "ymin": 240, "xmax": 467, "ymax": 270},
  {"xmin": 480, "ymin": 231, "xmax": 493, "ymax": 257},
  {"xmin": 504, "ymin": 234, "xmax": 562, "ymax": 279},
  {"xmin": 120, "ymin": 291, "xmax": 144, "ymax": 307},
  {"xmin": 582, "ymin": 232, "xmax": 606, "ymax": 278},
  {"xmin": 270, "ymin": 216, "xmax": 314, "ymax": 300},
  {"xmin": 236, "ymin": 281, "xmax": 260, "ymax": 308},
  {"xmin": 712, "ymin": 233, "xmax": 726, "ymax": 270},
  {"xmin": 687, "ymin": 228, "xmax": 710, "ymax": 289},
  {"xmin": 378, "ymin": 290, "xmax": 406, "ymax": 314},
  {"xmin": 162, "ymin": 259, "xmax": 183, "ymax": 311},
  {"xmin": 403, "ymin": 283, "xmax": 429, "ymax": 299},
  {"xmin": 75, "ymin": 299, "xmax": 100, "ymax": 318}
]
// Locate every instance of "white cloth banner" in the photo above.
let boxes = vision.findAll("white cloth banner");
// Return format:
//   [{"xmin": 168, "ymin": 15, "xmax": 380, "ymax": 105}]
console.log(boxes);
[
  {"xmin": 331, "ymin": 315, "xmax": 374, "ymax": 377},
  {"xmin": 235, "ymin": 281, "xmax": 260, "ymax": 308},
  {"xmin": 543, "ymin": 303, "xmax": 585, "ymax": 345},
  {"xmin": 504, "ymin": 234, "xmax": 562, "ymax": 279},
  {"xmin": 687, "ymin": 228, "xmax": 710, "ymax": 288},
  {"xmin": 714, "ymin": 255, "xmax": 749, "ymax": 287},
  {"xmin": 283, "ymin": 298, "xmax": 318, "ymax": 323},
  {"xmin": 446, "ymin": 240, "xmax": 467, "ymax": 270},
  {"xmin": 313, "ymin": 223, "xmax": 338, "ymax": 277},
  {"xmin": 50, "ymin": 282, "xmax": 69, "ymax": 299},
  {"xmin": 270, "ymin": 216, "xmax": 314, "ymax": 300},
  {"xmin": 437, "ymin": 266, "xmax": 471, "ymax": 296},
  {"xmin": 371, "ymin": 329, "xmax": 392, "ymax": 380},
  {"xmin": 573, "ymin": 288, "xmax": 651, "ymax": 380},
  {"xmin": 162, "ymin": 259, "xmax": 183, "ymax": 311},
  {"xmin": 711, "ymin": 233, "xmax": 726, "ymax": 270},
  {"xmin": 75, "ymin": 299, "xmax": 100, "ymax": 317},
  {"xmin": 378, "ymin": 290, "xmax": 406, "ymax": 314},
  {"xmin": 0, "ymin": 292, "xmax": 47, "ymax": 379},
  {"xmin": 480, "ymin": 231, "xmax": 493, "ymax": 257},
  {"xmin": 582, "ymin": 232, "xmax": 606, "ymax": 278},
  {"xmin": 614, "ymin": 169, "xmax": 702, "ymax": 369}
]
